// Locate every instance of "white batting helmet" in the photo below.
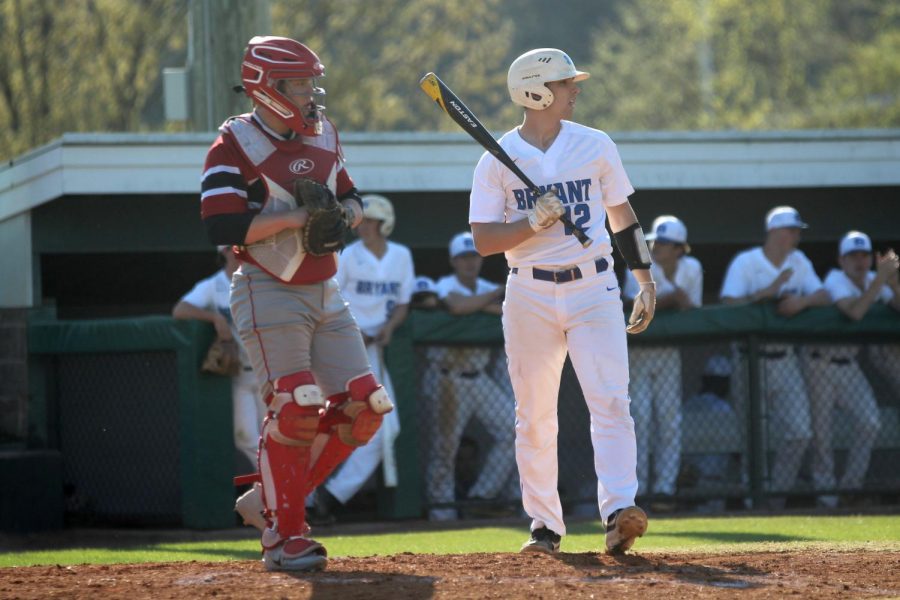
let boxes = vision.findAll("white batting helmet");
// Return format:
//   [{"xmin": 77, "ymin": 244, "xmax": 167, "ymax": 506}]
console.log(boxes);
[
  {"xmin": 507, "ymin": 48, "xmax": 590, "ymax": 110},
  {"xmin": 361, "ymin": 194, "xmax": 395, "ymax": 237}
]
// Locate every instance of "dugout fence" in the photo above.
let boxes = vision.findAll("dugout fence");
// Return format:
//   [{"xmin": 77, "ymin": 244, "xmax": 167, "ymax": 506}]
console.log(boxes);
[
  {"xmin": 388, "ymin": 304, "xmax": 900, "ymax": 518},
  {"xmin": 13, "ymin": 303, "xmax": 900, "ymax": 532}
]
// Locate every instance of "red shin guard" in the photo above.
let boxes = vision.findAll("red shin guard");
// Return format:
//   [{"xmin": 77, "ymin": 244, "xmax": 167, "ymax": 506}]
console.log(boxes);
[
  {"xmin": 305, "ymin": 374, "xmax": 392, "ymax": 494},
  {"xmin": 258, "ymin": 371, "xmax": 324, "ymax": 537}
]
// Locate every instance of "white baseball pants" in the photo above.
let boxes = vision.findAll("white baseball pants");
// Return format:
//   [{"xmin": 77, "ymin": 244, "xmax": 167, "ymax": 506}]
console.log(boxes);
[{"xmin": 502, "ymin": 267, "xmax": 637, "ymax": 537}]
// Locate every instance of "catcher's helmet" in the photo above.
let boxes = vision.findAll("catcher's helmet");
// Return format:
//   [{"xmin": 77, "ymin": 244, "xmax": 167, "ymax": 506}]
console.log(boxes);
[
  {"xmin": 507, "ymin": 48, "xmax": 590, "ymax": 110},
  {"xmin": 241, "ymin": 36, "xmax": 326, "ymax": 135},
  {"xmin": 361, "ymin": 194, "xmax": 395, "ymax": 237}
]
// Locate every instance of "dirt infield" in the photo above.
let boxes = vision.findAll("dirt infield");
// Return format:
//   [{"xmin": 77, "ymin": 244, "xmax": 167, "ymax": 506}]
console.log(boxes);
[{"xmin": 2, "ymin": 549, "xmax": 898, "ymax": 599}]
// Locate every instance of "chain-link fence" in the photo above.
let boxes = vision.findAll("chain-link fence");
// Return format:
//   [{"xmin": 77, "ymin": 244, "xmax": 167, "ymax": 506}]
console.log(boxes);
[
  {"xmin": 57, "ymin": 352, "xmax": 182, "ymax": 525},
  {"xmin": 410, "ymin": 330, "xmax": 900, "ymax": 519},
  {"xmin": 24, "ymin": 316, "xmax": 237, "ymax": 531}
]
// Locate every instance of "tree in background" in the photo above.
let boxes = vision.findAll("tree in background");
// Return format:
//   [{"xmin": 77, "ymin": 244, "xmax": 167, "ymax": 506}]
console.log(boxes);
[
  {"xmin": 580, "ymin": 0, "xmax": 900, "ymax": 131},
  {"xmin": 0, "ymin": 0, "xmax": 187, "ymax": 162},
  {"xmin": 1, "ymin": 0, "xmax": 898, "ymax": 163},
  {"xmin": 271, "ymin": 0, "xmax": 514, "ymax": 132}
]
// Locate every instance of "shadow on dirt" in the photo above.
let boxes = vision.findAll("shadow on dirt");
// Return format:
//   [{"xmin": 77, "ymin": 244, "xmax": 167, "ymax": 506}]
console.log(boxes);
[
  {"xmin": 552, "ymin": 551, "xmax": 768, "ymax": 590},
  {"xmin": 285, "ymin": 570, "xmax": 437, "ymax": 600}
]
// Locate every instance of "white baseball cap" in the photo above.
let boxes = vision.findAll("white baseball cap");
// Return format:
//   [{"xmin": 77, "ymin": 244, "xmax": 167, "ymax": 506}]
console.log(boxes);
[
  {"xmin": 449, "ymin": 232, "xmax": 478, "ymax": 259},
  {"xmin": 413, "ymin": 275, "xmax": 438, "ymax": 295},
  {"xmin": 839, "ymin": 231, "xmax": 872, "ymax": 256},
  {"xmin": 704, "ymin": 355, "xmax": 733, "ymax": 377},
  {"xmin": 765, "ymin": 206, "xmax": 808, "ymax": 231},
  {"xmin": 645, "ymin": 215, "xmax": 689, "ymax": 248}
]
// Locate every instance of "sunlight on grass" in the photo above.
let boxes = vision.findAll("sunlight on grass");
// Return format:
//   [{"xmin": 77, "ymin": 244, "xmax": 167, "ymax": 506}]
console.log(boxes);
[{"xmin": 2, "ymin": 515, "xmax": 899, "ymax": 567}]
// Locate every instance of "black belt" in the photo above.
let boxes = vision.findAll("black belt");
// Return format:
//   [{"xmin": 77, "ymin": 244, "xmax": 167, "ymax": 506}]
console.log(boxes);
[
  {"xmin": 739, "ymin": 349, "xmax": 788, "ymax": 360},
  {"xmin": 511, "ymin": 258, "xmax": 608, "ymax": 284},
  {"xmin": 440, "ymin": 368, "xmax": 481, "ymax": 379},
  {"xmin": 810, "ymin": 352, "xmax": 852, "ymax": 365}
]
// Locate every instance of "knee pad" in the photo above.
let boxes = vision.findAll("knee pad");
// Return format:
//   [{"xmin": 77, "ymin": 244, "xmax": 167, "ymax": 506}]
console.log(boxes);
[
  {"xmin": 338, "ymin": 373, "xmax": 393, "ymax": 447},
  {"xmin": 304, "ymin": 375, "xmax": 393, "ymax": 494},
  {"xmin": 267, "ymin": 371, "xmax": 325, "ymax": 447}
]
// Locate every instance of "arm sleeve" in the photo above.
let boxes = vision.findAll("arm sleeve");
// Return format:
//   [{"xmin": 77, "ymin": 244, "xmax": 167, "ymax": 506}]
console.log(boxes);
[
  {"xmin": 598, "ymin": 136, "xmax": 635, "ymax": 208},
  {"xmin": 201, "ymin": 136, "xmax": 257, "ymax": 244},
  {"xmin": 201, "ymin": 137, "xmax": 251, "ymax": 219},
  {"xmin": 799, "ymin": 255, "xmax": 825, "ymax": 295},
  {"xmin": 687, "ymin": 258, "xmax": 704, "ymax": 307},
  {"xmin": 720, "ymin": 255, "xmax": 748, "ymax": 300},
  {"xmin": 469, "ymin": 152, "xmax": 509, "ymax": 224},
  {"xmin": 824, "ymin": 273, "xmax": 852, "ymax": 302},
  {"xmin": 435, "ymin": 277, "xmax": 454, "ymax": 300},
  {"xmin": 180, "ymin": 277, "xmax": 215, "ymax": 309},
  {"xmin": 398, "ymin": 248, "xmax": 416, "ymax": 303}
]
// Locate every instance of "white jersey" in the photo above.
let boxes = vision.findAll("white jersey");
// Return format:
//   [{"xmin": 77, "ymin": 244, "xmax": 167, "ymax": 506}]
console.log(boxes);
[
  {"xmin": 624, "ymin": 256, "xmax": 703, "ymax": 307},
  {"xmin": 179, "ymin": 269, "xmax": 250, "ymax": 367},
  {"xmin": 430, "ymin": 275, "xmax": 499, "ymax": 372},
  {"xmin": 336, "ymin": 240, "xmax": 415, "ymax": 338},
  {"xmin": 720, "ymin": 247, "xmax": 824, "ymax": 300},
  {"xmin": 815, "ymin": 268, "xmax": 894, "ymax": 361},
  {"xmin": 469, "ymin": 121, "xmax": 634, "ymax": 268},
  {"xmin": 823, "ymin": 268, "xmax": 894, "ymax": 304}
]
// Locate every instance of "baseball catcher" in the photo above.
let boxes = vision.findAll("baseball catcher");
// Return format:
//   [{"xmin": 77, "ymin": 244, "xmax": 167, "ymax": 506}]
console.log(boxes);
[{"xmin": 202, "ymin": 36, "xmax": 394, "ymax": 573}]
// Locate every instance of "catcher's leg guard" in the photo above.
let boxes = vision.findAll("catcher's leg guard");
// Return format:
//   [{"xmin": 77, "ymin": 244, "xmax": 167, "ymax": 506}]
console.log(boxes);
[
  {"xmin": 259, "ymin": 371, "xmax": 324, "ymax": 537},
  {"xmin": 306, "ymin": 373, "xmax": 393, "ymax": 493}
]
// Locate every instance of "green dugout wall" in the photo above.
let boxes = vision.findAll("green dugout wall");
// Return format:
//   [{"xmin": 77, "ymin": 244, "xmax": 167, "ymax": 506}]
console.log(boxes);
[{"xmin": 8, "ymin": 303, "xmax": 900, "ymax": 532}]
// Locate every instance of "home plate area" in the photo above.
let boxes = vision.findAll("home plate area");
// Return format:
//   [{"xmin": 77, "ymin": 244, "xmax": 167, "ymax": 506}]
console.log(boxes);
[{"xmin": 2, "ymin": 550, "xmax": 898, "ymax": 599}]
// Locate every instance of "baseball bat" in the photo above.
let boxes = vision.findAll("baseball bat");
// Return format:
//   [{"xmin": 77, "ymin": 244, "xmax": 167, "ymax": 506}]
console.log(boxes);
[{"xmin": 419, "ymin": 72, "xmax": 592, "ymax": 248}]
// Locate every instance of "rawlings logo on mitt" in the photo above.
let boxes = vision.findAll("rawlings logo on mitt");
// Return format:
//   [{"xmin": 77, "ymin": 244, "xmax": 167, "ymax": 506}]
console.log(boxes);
[
  {"xmin": 294, "ymin": 178, "xmax": 349, "ymax": 256},
  {"xmin": 202, "ymin": 338, "xmax": 242, "ymax": 376}
]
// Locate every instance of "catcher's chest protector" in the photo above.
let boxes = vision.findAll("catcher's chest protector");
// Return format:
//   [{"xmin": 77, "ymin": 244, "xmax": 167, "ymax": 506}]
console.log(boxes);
[{"xmin": 225, "ymin": 115, "xmax": 342, "ymax": 283}]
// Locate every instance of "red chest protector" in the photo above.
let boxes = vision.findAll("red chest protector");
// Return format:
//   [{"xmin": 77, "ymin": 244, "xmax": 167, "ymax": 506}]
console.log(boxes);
[{"xmin": 223, "ymin": 114, "xmax": 342, "ymax": 284}]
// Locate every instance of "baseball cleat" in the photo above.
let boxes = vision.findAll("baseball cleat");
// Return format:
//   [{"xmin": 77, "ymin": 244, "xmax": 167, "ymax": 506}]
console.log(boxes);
[
  {"xmin": 605, "ymin": 506, "xmax": 648, "ymax": 555},
  {"xmin": 263, "ymin": 536, "xmax": 328, "ymax": 572},
  {"xmin": 520, "ymin": 526, "xmax": 561, "ymax": 554},
  {"xmin": 235, "ymin": 482, "xmax": 267, "ymax": 531}
]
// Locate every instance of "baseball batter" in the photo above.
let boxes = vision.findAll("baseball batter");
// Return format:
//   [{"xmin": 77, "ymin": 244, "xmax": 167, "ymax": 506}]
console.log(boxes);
[
  {"xmin": 323, "ymin": 194, "xmax": 414, "ymax": 512},
  {"xmin": 469, "ymin": 48, "xmax": 655, "ymax": 555},
  {"xmin": 720, "ymin": 206, "xmax": 830, "ymax": 504},
  {"xmin": 623, "ymin": 216, "xmax": 702, "ymax": 507},
  {"xmin": 804, "ymin": 231, "xmax": 899, "ymax": 507},
  {"xmin": 201, "ymin": 36, "xmax": 392, "ymax": 571}
]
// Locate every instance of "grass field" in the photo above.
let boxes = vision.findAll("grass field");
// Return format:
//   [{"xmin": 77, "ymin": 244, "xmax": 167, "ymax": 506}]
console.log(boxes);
[{"xmin": 3, "ymin": 514, "xmax": 899, "ymax": 568}]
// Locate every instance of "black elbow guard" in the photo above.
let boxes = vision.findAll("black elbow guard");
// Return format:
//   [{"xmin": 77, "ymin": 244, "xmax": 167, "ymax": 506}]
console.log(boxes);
[{"xmin": 613, "ymin": 222, "xmax": 652, "ymax": 270}]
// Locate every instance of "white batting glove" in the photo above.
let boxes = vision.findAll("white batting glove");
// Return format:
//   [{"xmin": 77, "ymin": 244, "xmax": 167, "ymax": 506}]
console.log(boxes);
[
  {"xmin": 626, "ymin": 282, "xmax": 656, "ymax": 334},
  {"xmin": 528, "ymin": 191, "xmax": 566, "ymax": 232}
]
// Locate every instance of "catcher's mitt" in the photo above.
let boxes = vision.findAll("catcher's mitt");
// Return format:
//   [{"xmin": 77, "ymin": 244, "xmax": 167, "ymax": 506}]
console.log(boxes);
[
  {"xmin": 294, "ymin": 178, "xmax": 349, "ymax": 256},
  {"xmin": 202, "ymin": 338, "xmax": 241, "ymax": 376}
]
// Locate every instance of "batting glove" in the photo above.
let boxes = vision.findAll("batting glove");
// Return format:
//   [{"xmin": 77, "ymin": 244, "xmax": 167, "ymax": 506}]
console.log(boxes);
[
  {"xmin": 528, "ymin": 191, "xmax": 566, "ymax": 231},
  {"xmin": 626, "ymin": 281, "xmax": 656, "ymax": 334}
]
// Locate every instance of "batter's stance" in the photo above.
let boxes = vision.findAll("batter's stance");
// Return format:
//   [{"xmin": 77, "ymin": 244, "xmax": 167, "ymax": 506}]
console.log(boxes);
[
  {"xmin": 469, "ymin": 48, "xmax": 655, "ymax": 554},
  {"xmin": 201, "ymin": 36, "xmax": 392, "ymax": 571}
]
